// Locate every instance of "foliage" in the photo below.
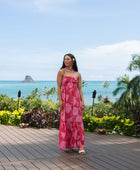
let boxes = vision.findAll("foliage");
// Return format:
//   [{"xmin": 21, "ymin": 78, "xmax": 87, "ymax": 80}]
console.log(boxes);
[
  {"xmin": 109, "ymin": 103, "xmax": 133, "ymax": 119},
  {"xmin": 43, "ymin": 86, "xmax": 56, "ymax": 99},
  {"xmin": 83, "ymin": 102, "xmax": 133, "ymax": 120},
  {"xmin": 83, "ymin": 103, "xmax": 112, "ymax": 118},
  {"xmin": 21, "ymin": 96, "xmax": 42, "ymax": 111},
  {"xmin": 20, "ymin": 86, "xmax": 57, "ymax": 111},
  {"xmin": 82, "ymin": 105, "xmax": 92, "ymax": 117},
  {"xmin": 113, "ymin": 74, "xmax": 140, "ymax": 113},
  {"xmin": 41, "ymin": 99, "xmax": 59, "ymax": 112},
  {"xmin": 82, "ymin": 80, "xmax": 88, "ymax": 87},
  {"xmin": 97, "ymin": 94, "xmax": 103, "ymax": 102},
  {"xmin": 127, "ymin": 54, "xmax": 140, "ymax": 71},
  {"xmin": 102, "ymin": 81, "xmax": 110, "ymax": 103},
  {"xmin": 0, "ymin": 94, "xmax": 17, "ymax": 111},
  {"xmin": 0, "ymin": 108, "xmax": 24, "ymax": 125},
  {"xmin": 93, "ymin": 102, "xmax": 112, "ymax": 117},
  {"xmin": 21, "ymin": 107, "xmax": 60, "ymax": 128},
  {"xmin": 103, "ymin": 96, "xmax": 110, "ymax": 104},
  {"xmin": 30, "ymin": 88, "xmax": 42, "ymax": 98},
  {"xmin": 83, "ymin": 114, "xmax": 135, "ymax": 136},
  {"xmin": 103, "ymin": 81, "xmax": 109, "ymax": 88}
]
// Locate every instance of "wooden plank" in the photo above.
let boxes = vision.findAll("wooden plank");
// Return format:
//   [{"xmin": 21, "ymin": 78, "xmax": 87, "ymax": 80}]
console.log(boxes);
[
  {"xmin": 31, "ymin": 161, "xmax": 50, "ymax": 170},
  {"xmin": 41, "ymin": 159, "xmax": 62, "ymax": 170},
  {"xmin": 0, "ymin": 143, "xmax": 18, "ymax": 162},
  {"xmin": 0, "ymin": 151, "xmax": 9, "ymax": 163},
  {"xmin": 66, "ymin": 157, "xmax": 97, "ymax": 170},
  {"xmin": 0, "ymin": 135, "xmax": 27, "ymax": 161},
  {"xmin": 74, "ymin": 156, "xmax": 108, "ymax": 170},
  {"xmin": 2, "ymin": 164, "xmax": 16, "ymax": 170},
  {"xmin": 0, "ymin": 125, "xmax": 140, "ymax": 170},
  {"xmin": 5, "ymin": 126, "xmax": 57, "ymax": 158},
  {"xmin": 113, "ymin": 153, "xmax": 140, "ymax": 169},
  {"xmin": 88, "ymin": 155, "xmax": 120, "ymax": 170},
  {"xmin": 12, "ymin": 163, "xmax": 28, "ymax": 170},
  {"xmin": 97, "ymin": 154, "xmax": 129, "ymax": 170},
  {"xmin": 58, "ymin": 157, "xmax": 85, "ymax": 170},
  {"xmin": 0, "ymin": 166, "xmax": 5, "ymax": 170},
  {"xmin": 22, "ymin": 162, "xmax": 39, "ymax": 170}
]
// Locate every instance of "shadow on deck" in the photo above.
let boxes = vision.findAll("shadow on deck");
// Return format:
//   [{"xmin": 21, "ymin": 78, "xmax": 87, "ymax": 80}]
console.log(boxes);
[{"xmin": 0, "ymin": 125, "xmax": 140, "ymax": 170}]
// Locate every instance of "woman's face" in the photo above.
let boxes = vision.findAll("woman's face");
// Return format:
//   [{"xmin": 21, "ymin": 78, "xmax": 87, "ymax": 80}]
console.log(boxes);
[{"xmin": 64, "ymin": 55, "xmax": 73, "ymax": 67}]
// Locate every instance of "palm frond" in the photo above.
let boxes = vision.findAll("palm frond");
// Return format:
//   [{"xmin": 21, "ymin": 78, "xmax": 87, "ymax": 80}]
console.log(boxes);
[
  {"xmin": 113, "ymin": 87, "xmax": 125, "ymax": 96},
  {"xmin": 127, "ymin": 55, "xmax": 140, "ymax": 71}
]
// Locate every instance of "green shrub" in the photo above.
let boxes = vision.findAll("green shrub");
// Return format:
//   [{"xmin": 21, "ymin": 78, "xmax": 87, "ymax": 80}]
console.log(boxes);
[
  {"xmin": 0, "ymin": 94, "xmax": 17, "ymax": 111},
  {"xmin": 83, "ymin": 114, "xmax": 135, "ymax": 136},
  {"xmin": 83, "ymin": 102, "xmax": 112, "ymax": 117},
  {"xmin": 21, "ymin": 96, "xmax": 42, "ymax": 111},
  {"xmin": 0, "ymin": 108, "xmax": 24, "ymax": 125},
  {"xmin": 41, "ymin": 99, "xmax": 59, "ymax": 112}
]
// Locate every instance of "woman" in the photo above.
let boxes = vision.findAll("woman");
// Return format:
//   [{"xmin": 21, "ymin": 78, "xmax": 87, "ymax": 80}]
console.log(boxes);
[{"xmin": 57, "ymin": 53, "xmax": 86, "ymax": 155}]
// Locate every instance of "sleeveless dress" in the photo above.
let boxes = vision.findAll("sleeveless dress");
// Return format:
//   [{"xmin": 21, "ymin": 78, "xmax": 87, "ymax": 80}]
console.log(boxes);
[{"xmin": 59, "ymin": 71, "xmax": 85, "ymax": 150}]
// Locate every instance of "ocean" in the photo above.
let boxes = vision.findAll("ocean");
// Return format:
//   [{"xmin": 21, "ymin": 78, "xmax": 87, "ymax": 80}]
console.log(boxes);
[{"xmin": 0, "ymin": 81, "xmax": 120, "ymax": 105}]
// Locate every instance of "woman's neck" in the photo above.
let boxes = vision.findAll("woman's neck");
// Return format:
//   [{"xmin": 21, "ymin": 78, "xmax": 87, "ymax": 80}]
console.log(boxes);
[
  {"xmin": 65, "ymin": 66, "xmax": 73, "ymax": 70},
  {"xmin": 65, "ymin": 67, "xmax": 75, "ymax": 72}
]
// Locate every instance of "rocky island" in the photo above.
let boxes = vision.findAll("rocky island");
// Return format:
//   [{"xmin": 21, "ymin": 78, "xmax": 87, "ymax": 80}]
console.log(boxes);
[{"xmin": 22, "ymin": 75, "xmax": 35, "ymax": 83}]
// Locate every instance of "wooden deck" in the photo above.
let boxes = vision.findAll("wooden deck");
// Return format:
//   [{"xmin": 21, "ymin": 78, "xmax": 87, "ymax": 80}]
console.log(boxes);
[{"xmin": 0, "ymin": 125, "xmax": 140, "ymax": 170}]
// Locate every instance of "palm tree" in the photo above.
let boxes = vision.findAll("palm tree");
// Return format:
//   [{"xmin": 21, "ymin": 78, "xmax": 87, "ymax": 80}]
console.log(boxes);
[
  {"xmin": 97, "ymin": 94, "xmax": 103, "ymax": 102},
  {"xmin": 103, "ymin": 81, "xmax": 110, "ymax": 103},
  {"xmin": 113, "ymin": 74, "xmax": 138, "ymax": 111},
  {"xmin": 43, "ymin": 86, "xmax": 56, "ymax": 99},
  {"xmin": 30, "ymin": 88, "xmax": 42, "ymax": 98},
  {"xmin": 127, "ymin": 55, "xmax": 140, "ymax": 110},
  {"xmin": 127, "ymin": 55, "xmax": 140, "ymax": 71},
  {"xmin": 82, "ymin": 80, "xmax": 88, "ymax": 87},
  {"xmin": 103, "ymin": 81, "xmax": 109, "ymax": 88}
]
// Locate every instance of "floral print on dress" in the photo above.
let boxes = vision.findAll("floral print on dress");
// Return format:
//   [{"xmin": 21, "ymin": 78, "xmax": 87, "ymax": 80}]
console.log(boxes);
[{"xmin": 59, "ymin": 75, "xmax": 85, "ymax": 150}]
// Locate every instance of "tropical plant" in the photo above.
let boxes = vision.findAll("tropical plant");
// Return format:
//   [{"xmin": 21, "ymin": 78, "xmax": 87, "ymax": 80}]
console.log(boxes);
[
  {"xmin": 103, "ymin": 81, "xmax": 109, "ymax": 88},
  {"xmin": 127, "ymin": 54, "xmax": 140, "ymax": 135},
  {"xmin": 83, "ymin": 114, "xmax": 135, "ymax": 136},
  {"xmin": 103, "ymin": 96, "xmax": 110, "ymax": 104},
  {"xmin": 82, "ymin": 80, "xmax": 88, "ymax": 87},
  {"xmin": 127, "ymin": 55, "xmax": 140, "ymax": 71},
  {"xmin": 21, "ymin": 96, "xmax": 42, "ymax": 111},
  {"xmin": 97, "ymin": 94, "xmax": 103, "ymax": 102},
  {"xmin": 0, "ymin": 94, "xmax": 17, "ymax": 111},
  {"xmin": 113, "ymin": 54, "xmax": 140, "ymax": 136},
  {"xmin": 41, "ymin": 99, "xmax": 59, "ymax": 112},
  {"xmin": 30, "ymin": 88, "xmax": 42, "ymax": 98},
  {"xmin": 103, "ymin": 81, "xmax": 110, "ymax": 103},
  {"xmin": 21, "ymin": 107, "xmax": 60, "ymax": 128},
  {"xmin": 83, "ymin": 103, "xmax": 112, "ymax": 118},
  {"xmin": 0, "ymin": 108, "xmax": 24, "ymax": 125},
  {"xmin": 43, "ymin": 86, "xmax": 56, "ymax": 99},
  {"xmin": 113, "ymin": 74, "xmax": 132, "ymax": 111}
]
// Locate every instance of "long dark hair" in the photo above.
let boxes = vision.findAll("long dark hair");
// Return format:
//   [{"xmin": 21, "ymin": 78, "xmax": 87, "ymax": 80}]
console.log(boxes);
[{"xmin": 60, "ymin": 53, "xmax": 78, "ymax": 72}]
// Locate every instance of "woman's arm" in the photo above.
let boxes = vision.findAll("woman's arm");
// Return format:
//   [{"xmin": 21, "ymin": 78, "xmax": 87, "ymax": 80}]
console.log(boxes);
[
  {"xmin": 78, "ymin": 73, "xmax": 85, "ymax": 110},
  {"xmin": 57, "ymin": 69, "xmax": 63, "ymax": 110}
]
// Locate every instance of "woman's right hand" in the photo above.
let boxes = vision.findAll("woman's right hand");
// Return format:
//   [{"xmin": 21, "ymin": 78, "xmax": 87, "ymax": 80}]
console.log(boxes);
[{"xmin": 59, "ymin": 100, "xmax": 63, "ymax": 110}]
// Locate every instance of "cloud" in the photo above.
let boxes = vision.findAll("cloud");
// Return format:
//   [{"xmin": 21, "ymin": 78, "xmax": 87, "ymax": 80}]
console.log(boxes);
[
  {"xmin": 0, "ymin": 0, "xmax": 76, "ymax": 13},
  {"xmin": 75, "ymin": 40, "xmax": 140, "ymax": 80},
  {"xmin": 0, "ymin": 40, "xmax": 140, "ymax": 81},
  {"xmin": 33, "ymin": 0, "xmax": 76, "ymax": 12}
]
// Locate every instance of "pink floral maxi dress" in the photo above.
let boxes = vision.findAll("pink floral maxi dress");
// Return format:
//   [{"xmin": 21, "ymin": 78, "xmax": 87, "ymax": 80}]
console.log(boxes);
[{"xmin": 59, "ymin": 72, "xmax": 85, "ymax": 150}]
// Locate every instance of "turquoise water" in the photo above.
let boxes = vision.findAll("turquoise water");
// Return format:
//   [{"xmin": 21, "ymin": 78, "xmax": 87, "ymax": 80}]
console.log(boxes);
[{"xmin": 0, "ymin": 81, "xmax": 120, "ymax": 105}]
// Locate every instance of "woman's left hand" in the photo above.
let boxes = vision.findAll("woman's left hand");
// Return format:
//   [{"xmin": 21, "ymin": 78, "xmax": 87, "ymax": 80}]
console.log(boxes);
[{"xmin": 82, "ymin": 101, "xmax": 85, "ymax": 110}]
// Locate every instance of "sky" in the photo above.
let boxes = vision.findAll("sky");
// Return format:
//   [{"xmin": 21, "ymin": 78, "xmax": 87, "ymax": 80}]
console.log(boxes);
[{"xmin": 0, "ymin": 0, "xmax": 140, "ymax": 81}]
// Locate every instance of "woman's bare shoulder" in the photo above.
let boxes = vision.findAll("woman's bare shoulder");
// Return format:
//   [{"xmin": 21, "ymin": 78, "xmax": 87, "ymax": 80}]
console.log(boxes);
[
  {"xmin": 58, "ymin": 69, "xmax": 64, "ymax": 75},
  {"xmin": 77, "ymin": 72, "xmax": 81, "ymax": 78}
]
